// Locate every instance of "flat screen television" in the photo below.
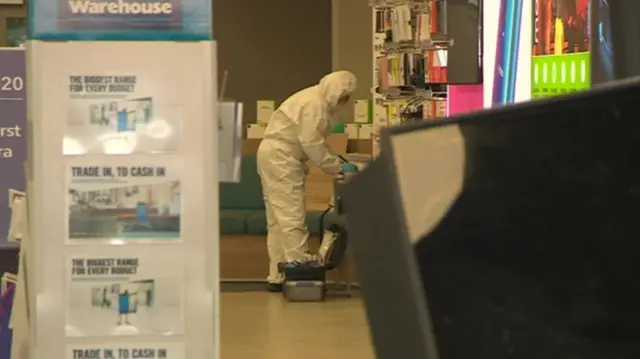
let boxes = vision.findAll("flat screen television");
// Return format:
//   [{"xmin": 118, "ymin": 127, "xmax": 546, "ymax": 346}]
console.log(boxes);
[{"xmin": 445, "ymin": 0, "xmax": 483, "ymax": 84}]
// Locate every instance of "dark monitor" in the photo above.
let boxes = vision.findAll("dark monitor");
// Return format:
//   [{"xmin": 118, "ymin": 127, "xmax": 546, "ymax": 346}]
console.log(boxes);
[
  {"xmin": 445, "ymin": 0, "xmax": 483, "ymax": 84},
  {"xmin": 590, "ymin": 0, "xmax": 640, "ymax": 84},
  {"xmin": 343, "ymin": 78, "xmax": 640, "ymax": 359}
]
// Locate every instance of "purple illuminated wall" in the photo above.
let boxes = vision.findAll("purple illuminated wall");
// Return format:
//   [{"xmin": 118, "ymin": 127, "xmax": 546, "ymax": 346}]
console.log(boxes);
[{"xmin": 0, "ymin": 49, "xmax": 26, "ymax": 249}]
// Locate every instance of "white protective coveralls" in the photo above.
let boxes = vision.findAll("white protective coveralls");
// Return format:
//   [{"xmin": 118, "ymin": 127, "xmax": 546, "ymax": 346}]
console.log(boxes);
[{"xmin": 257, "ymin": 71, "xmax": 357, "ymax": 283}]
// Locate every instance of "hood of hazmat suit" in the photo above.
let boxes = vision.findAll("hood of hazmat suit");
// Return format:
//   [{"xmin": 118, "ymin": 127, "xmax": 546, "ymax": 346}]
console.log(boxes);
[
  {"xmin": 256, "ymin": 71, "xmax": 356, "ymax": 280},
  {"xmin": 260, "ymin": 70, "xmax": 357, "ymax": 173}
]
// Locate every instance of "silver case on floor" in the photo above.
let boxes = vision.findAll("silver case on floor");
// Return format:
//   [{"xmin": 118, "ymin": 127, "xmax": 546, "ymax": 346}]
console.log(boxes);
[{"xmin": 284, "ymin": 281, "xmax": 325, "ymax": 302}]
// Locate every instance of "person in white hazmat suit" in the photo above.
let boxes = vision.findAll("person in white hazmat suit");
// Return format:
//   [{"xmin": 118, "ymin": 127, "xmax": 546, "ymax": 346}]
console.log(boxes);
[{"xmin": 257, "ymin": 70, "xmax": 359, "ymax": 291}]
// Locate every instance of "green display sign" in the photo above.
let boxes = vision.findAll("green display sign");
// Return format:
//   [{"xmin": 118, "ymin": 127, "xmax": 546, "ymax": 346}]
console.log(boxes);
[
  {"xmin": 532, "ymin": 0, "xmax": 590, "ymax": 98},
  {"xmin": 532, "ymin": 52, "xmax": 590, "ymax": 98}
]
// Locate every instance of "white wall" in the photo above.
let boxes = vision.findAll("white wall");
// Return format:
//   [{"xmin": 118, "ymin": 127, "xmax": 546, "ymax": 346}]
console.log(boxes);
[{"xmin": 332, "ymin": 0, "xmax": 373, "ymax": 121}]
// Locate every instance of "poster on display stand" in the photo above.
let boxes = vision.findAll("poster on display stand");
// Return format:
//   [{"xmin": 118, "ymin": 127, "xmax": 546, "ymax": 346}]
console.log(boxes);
[
  {"xmin": 66, "ymin": 253, "xmax": 184, "ymax": 337},
  {"xmin": 66, "ymin": 74, "xmax": 183, "ymax": 155},
  {"xmin": 27, "ymin": 0, "xmax": 218, "ymax": 356},
  {"xmin": 0, "ymin": 49, "xmax": 27, "ymax": 248},
  {"xmin": 61, "ymin": 55, "xmax": 186, "ymax": 155},
  {"xmin": 66, "ymin": 157, "xmax": 182, "ymax": 243}
]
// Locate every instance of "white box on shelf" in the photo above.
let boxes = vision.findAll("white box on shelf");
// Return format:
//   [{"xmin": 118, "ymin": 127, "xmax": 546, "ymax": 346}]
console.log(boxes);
[
  {"xmin": 344, "ymin": 123, "xmax": 360, "ymax": 139},
  {"xmin": 387, "ymin": 103, "xmax": 403, "ymax": 126},
  {"xmin": 247, "ymin": 123, "xmax": 266, "ymax": 139},
  {"xmin": 374, "ymin": 33, "xmax": 386, "ymax": 57},
  {"xmin": 395, "ymin": 5, "xmax": 412, "ymax": 42},
  {"xmin": 374, "ymin": 102, "xmax": 387, "ymax": 121},
  {"xmin": 417, "ymin": 13, "xmax": 431, "ymax": 40},
  {"xmin": 354, "ymin": 99, "xmax": 370, "ymax": 123},
  {"xmin": 358, "ymin": 124, "xmax": 373, "ymax": 139},
  {"xmin": 435, "ymin": 100, "xmax": 447, "ymax": 118},
  {"xmin": 256, "ymin": 100, "xmax": 275, "ymax": 124},
  {"xmin": 423, "ymin": 99, "xmax": 447, "ymax": 119}
]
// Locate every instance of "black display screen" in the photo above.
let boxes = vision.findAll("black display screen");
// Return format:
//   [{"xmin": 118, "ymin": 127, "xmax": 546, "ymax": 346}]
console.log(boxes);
[{"xmin": 596, "ymin": 0, "xmax": 613, "ymax": 80}]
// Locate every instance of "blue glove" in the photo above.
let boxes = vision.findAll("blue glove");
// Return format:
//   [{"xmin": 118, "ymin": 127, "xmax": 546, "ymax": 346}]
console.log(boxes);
[{"xmin": 341, "ymin": 163, "xmax": 358, "ymax": 173}]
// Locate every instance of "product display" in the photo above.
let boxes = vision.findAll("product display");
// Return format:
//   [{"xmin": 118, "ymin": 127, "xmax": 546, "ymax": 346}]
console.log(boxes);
[
  {"xmin": 532, "ymin": 0, "xmax": 590, "ymax": 97},
  {"xmin": 371, "ymin": 0, "xmax": 452, "ymax": 155}
]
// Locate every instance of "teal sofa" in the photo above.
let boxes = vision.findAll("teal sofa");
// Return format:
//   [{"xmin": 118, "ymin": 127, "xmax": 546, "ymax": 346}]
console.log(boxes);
[{"xmin": 219, "ymin": 155, "xmax": 338, "ymax": 237}]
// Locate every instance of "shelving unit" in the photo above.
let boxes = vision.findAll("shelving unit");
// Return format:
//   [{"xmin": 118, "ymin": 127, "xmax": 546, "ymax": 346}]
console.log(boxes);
[{"xmin": 371, "ymin": 0, "xmax": 451, "ymax": 155}]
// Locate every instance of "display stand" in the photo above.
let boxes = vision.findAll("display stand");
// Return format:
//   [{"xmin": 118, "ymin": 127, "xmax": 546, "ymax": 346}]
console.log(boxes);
[
  {"xmin": 370, "ymin": 0, "xmax": 451, "ymax": 156},
  {"xmin": 26, "ymin": 2, "xmax": 218, "ymax": 359}
]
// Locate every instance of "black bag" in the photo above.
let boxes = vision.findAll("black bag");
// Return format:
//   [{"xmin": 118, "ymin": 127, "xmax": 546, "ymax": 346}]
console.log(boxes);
[{"xmin": 318, "ymin": 207, "xmax": 348, "ymax": 270}]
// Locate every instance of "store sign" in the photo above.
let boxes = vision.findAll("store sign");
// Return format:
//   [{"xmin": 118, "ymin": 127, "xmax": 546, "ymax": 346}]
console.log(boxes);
[
  {"xmin": 66, "ymin": 0, "xmax": 173, "ymax": 14},
  {"xmin": 0, "ymin": 49, "xmax": 26, "ymax": 248},
  {"xmin": 60, "ymin": 0, "xmax": 180, "ymax": 30},
  {"xmin": 29, "ymin": 0, "xmax": 211, "ymax": 40}
]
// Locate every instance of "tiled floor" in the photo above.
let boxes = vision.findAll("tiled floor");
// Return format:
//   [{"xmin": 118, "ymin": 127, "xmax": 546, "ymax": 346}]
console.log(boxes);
[{"xmin": 220, "ymin": 291, "xmax": 374, "ymax": 358}]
